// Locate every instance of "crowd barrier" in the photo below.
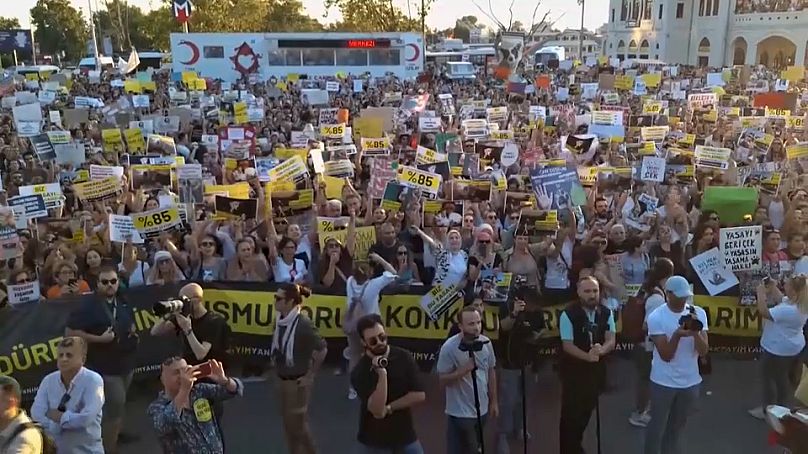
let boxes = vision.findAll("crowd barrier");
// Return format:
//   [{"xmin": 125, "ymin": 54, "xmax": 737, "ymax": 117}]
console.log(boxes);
[{"xmin": 0, "ymin": 281, "xmax": 764, "ymax": 398}]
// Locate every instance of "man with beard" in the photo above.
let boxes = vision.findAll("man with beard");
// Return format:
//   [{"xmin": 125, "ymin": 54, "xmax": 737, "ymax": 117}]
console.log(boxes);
[
  {"xmin": 437, "ymin": 305, "xmax": 498, "ymax": 454},
  {"xmin": 558, "ymin": 276, "xmax": 615, "ymax": 454},
  {"xmin": 350, "ymin": 314, "xmax": 426, "ymax": 453},
  {"xmin": 65, "ymin": 267, "xmax": 139, "ymax": 453},
  {"xmin": 368, "ymin": 222, "xmax": 403, "ymax": 277}
]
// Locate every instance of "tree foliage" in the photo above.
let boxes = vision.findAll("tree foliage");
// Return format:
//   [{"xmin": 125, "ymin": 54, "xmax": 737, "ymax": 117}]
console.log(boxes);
[
  {"xmin": 452, "ymin": 15, "xmax": 479, "ymax": 42},
  {"xmin": 30, "ymin": 0, "xmax": 89, "ymax": 61},
  {"xmin": 0, "ymin": 17, "xmax": 22, "ymax": 29},
  {"xmin": 324, "ymin": 0, "xmax": 434, "ymax": 32}
]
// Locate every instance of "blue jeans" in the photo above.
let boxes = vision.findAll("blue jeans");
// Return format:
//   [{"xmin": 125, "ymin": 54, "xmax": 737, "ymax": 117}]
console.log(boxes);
[
  {"xmin": 497, "ymin": 368, "xmax": 524, "ymax": 436},
  {"xmin": 356, "ymin": 440, "xmax": 424, "ymax": 454},
  {"xmin": 643, "ymin": 382, "xmax": 700, "ymax": 454},
  {"xmin": 447, "ymin": 414, "xmax": 487, "ymax": 454}
]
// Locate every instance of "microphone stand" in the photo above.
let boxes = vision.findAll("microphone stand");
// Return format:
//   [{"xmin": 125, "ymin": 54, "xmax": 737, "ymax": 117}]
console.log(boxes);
[
  {"xmin": 468, "ymin": 349, "xmax": 486, "ymax": 454},
  {"xmin": 589, "ymin": 327, "xmax": 602, "ymax": 454},
  {"xmin": 520, "ymin": 362, "xmax": 528, "ymax": 454}
]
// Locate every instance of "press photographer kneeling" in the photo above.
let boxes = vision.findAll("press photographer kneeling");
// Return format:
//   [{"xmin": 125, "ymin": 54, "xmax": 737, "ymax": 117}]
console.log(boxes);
[{"xmin": 150, "ymin": 283, "xmax": 231, "ymax": 441}]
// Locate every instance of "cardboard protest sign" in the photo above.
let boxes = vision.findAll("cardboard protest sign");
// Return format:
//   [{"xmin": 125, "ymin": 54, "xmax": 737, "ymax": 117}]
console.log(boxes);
[
  {"xmin": 214, "ymin": 196, "xmax": 258, "ymax": 221},
  {"xmin": 7, "ymin": 281, "xmax": 41, "ymax": 306},
  {"xmin": 419, "ymin": 283, "xmax": 464, "ymax": 320},
  {"xmin": 108, "ymin": 214, "xmax": 145, "ymax": 244},
  {"xmin": 640, "ymin": 156, "xmax": 666, "ymax": 182},
  {"xmin": 719, "ymin": 225, "xmax": 762, "ymax": 272},
  {"xmin": 178, "ymin": 164, "xmax": 204, "ymax": 203},
  {"xmin": 72, "ymin": 177, "xmax": 122, "ymax": 202},
  {"xmin": 19, "ymin": 183, "xmax": 63, "ymax": 209},
  {"xmin": 318, "ymin": 225, "xmax": 376, "ymax": 261},
  {"xmin": 8, "ymin": 195, "xmax": 48, "ymax": 220},
  {"xmin": 29, "ymin": 134, "xmax": 56, "ymax": 161},
  {"xmin": 689, "ymin": 247, "xmax": 739, "ymax": 295},
  {"xmin": 131, "ymin": 206, "xmax": 182, "ymax": 239}
]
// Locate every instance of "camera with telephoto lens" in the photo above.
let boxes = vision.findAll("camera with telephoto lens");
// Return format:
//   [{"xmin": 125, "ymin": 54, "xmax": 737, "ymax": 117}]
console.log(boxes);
[
  {"xmin": 153, "ymin": 295, "xmax": 192, "ymax": 317},
  {"xmin": 678, "ymin": 306, "xmax": 704, "ymax": 332}
]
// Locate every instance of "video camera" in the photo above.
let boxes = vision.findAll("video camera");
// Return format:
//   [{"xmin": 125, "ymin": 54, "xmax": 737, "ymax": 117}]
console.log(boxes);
[{"xmin": 153, "ymin": 295, "xmax": 192, "ymax": 317}]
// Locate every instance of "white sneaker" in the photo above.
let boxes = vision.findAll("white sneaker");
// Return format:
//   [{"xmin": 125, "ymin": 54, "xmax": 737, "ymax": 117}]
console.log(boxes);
[
  {"xmin": 628, "ymin": 410, "xmax": 650, "ymax": 428},
  {"xmin": 348, "ymin": 388, "xmax": 358, "ymax": 400},
  {"xmin": 748, "ymin": 407, "xmax": 765, "ymax": 420}
]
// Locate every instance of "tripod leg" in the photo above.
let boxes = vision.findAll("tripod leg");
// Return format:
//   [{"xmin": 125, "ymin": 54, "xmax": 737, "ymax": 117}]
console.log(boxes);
[{"xmin": 521, "ymin": 367, "xmax": 528, "ymax": 454}]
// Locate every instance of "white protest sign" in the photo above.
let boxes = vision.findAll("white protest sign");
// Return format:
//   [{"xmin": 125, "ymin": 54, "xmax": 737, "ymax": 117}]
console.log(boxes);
[
  {"xmin": 719, "ymin": 226, "xmax": 762, "ymax": 272},
  {"xmin": 418, "ymin": 116, "xmax": 442, "ymax": 132},
  {"xmin": 132, "ymin": 95, "xmax": 150, "ymax": 108},
  {"xmin": 689, "ymin": 247, "xmax": 739, "ymax": 295},
  {"xmin": 640, "ymin": 156, "xmax": 666, "ymax": 182},
  {"xmin": 500, "ymin": 143, "xmax": 519, "ymax": 167},
  {"xmin": 109, "ymin": 214, "xmax": 145, "ymax": 243},
  {"xmin": 325, "ymin": 81, "xmax": 340, "ymax": 92},
  {"xmin": 7, "ymin": 281, "xmax": 41, "ymax": 306},
  {"xmin": 19, "ymin": 183, "xmax": 63, "ymax": 208},
  {"xmin": 695, "ymin": 145, "xmax": 731, "ymax": 170},
  {"xmin": 90, "ymin": 165, "xmax": 125, "ymax": 180},
  {"xmin": 353, "ymin": 80, "xmax": 363, "ymax": 92}
]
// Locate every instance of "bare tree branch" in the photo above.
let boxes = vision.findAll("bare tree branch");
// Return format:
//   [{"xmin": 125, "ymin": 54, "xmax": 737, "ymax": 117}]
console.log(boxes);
[
  {"xmin": 508, "ymin": 0, "xmax": 515, "ymax": 30},
  {"xmin": 528, "ymin": 10, "xmax": 553, "ymax": 41},
  {"xmin": 489, "ymin": 0, "xmax": 506, "ymax": 29},
  {"xmin": 471, "ymin": 0, "xmax": 504, "ymax": 30}
]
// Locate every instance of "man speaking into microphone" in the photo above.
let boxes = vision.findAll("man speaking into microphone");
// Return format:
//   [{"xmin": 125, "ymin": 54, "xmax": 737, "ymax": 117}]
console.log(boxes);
[{"xmin": 558, "ymin": 276, "xmax": 615, "ymax": 454}]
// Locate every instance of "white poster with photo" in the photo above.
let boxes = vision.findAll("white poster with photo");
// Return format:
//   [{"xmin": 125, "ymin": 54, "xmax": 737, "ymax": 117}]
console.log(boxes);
[
  {"xmin": 689, "ymin": 247, "xmax": 739, "ymax": 295},
  {"xmin": 719, "ymin": 225, "xmax": 762, "ymax": 272},
  {"xmin": 640, "ymin": 156, "xmax": 666, "ymax": 182},
  {"xmin": 109, "ymin": 214, "xmax": 145, "ymax": 243},
  {"xmin": 90, "ymin": 165, "xmax": 124, "ymax": 181}
]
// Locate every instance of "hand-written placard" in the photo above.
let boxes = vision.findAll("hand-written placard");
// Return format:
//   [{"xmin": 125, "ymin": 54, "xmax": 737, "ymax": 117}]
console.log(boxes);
[
  {"xmin": 719, "ymin": 225, "xmax": 762, "ymax": 272},
  {"xmin": 640, "ymin": 156, "xmax": 666, "ymax": 182},
  {"xmin": 689, "ymin": 247, "xmax": 739, "ymax": 296}
]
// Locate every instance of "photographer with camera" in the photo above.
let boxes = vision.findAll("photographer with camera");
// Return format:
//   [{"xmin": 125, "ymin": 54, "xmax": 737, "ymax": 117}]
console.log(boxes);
[
  {"xmin": 350, "ymin": 314, "xmax": 426, "ymax": 453},
  {"xmin": 270, "ymin": 283, "xmax": 326, "ymax": 454},
  {"xmin": 437, "ymin": 305, "xmax": 498, "ymax": 454},
  {"xmin": 148, "ymin": 357, "xmax": 242, "ymax": 454},
  {"xmin": 65, "ymin": 267, "xmax": 138, "ymax": 454},
  {"xmin": 558, "ymin": 276, "xmax": 615, "ymax": 454},
  {"xmin": 150, "ymin": 283, "xmax": 231, "ymax": 441},
  {"xmin": 643, "ymin": 275, "xmax": 708, "ymax": 454},
  {"xmin": 495, "ymin": 285, "xmax": 545, "ymax": 454}
]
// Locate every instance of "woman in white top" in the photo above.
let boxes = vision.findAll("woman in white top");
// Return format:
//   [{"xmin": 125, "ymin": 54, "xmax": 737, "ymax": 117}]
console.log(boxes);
[
  {"xmin": 412, "ymin": 227, "xmax": 468, "ymax": 286},
  {"xmin": 269, "ymin": 236, "xmax": 308, "ymax": 284},
  {"xmin": 749, "ymin": 274, "xmax": 808, "ymax": 419}
]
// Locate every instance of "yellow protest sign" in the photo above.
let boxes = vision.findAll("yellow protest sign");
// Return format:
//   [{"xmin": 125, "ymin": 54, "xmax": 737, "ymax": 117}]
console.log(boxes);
[
  {"xmin": 181, "ymin": 71, "xmax": 198, "ymax": 83},
  {"xmin": 275, "ymin": 148, "xmax": 309, "ymax": 162},
  {"xmin": 703, "ymin": 110, "xmax": 718, "ymax": 123},
  {"xmin": 124, "ymin": 80, "xmax": 142, "ymax": 93},
  {"xmin": 766, "ymin": 107, "xmax": 791, "ymax": 119},
  {"xmin": 323, "ymin": 175, "xmax": 346, "ymax": 199},
  {"xmin": 205, "ymin": 183, "xmax": 250, "ymax": 199},
  {"xmin": 234, "ymin": 102, "xmax": 248, "ymax": 124},
  {"xmin": 72, "ymin": 177, "xmax": 121, "ymax": 202},
  {"xmin": 318, "ymin": 225, "xmax": 375, "ymax": 261},
  {"xmin": 101, "ymin": 128, "xmax": 124, "ymax": 152},
  {"xmin": 787, "ymin": 116, "xmax": 805, "ymax": 129},
  {"xmin": 320, "ymin": 124, "xmax": 346, "ymax": 139},
  {"xmin": 276, "ymin": 81, "xmax": 287, "ymax": 91},
  {"xmin": 287, "ymin": 73, "xmax": 300, "ymax": 83},
  {"xmin": 360, "ymin": 137, "xmax": 391, "ymax": 153},
  {"xmin": 641, "ymin": 73, "xmax": 661, "ymax": 88},
  {"xmin": 786, "ymin": 143, "xmax": 808, "ymax": 160},
  {"xmin": 782, "ymin": 66, "xmax": 804, "ymax": 82},
  {"xmin": 615, "ymin": 75, "xmax": 635, "ymax": 91},
  {"xmin": 397, "ymin": 166, "xmax": 441, "ymax": 194},
  {"xmin": 353, "ymin": 117, "xmax": 383, "ymax": 140},
  {"xmin": 642, "ymin": 101, "xmax": 663, "ymax": 115},
  {"xmin": 124, "ymin": 128, "xmax": 146, "ymax": 153},
  {"xmin": 640, "ymin": 141, "xmax": 656, "ymax": 155},
  {"xmin": 141, "ymin": 81, "xmax": 157, "ymax": 92},
  {"xmin": 189, "ymin": 78, "xmax": 207, "ymax": 91}
]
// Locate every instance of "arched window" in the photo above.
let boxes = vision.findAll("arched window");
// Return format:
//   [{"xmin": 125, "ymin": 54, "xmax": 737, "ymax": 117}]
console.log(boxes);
[
  {"xmin": 617, "ymin": 40, "xmax": 626, "ymax": 50},
  {"xmin": 706, "ymin": 0, "xmax": 713, "ymax": 15},
  {"xmin": 640, "ymin": 40, "xmax": 650, "ymax": 53},
  {"xmin": 629, "ymin": 40, "xmax": 638, "ymax": 51},
  {"xmin": 698, "ymin": 37, "xmax": 710, "ymax": 53}
]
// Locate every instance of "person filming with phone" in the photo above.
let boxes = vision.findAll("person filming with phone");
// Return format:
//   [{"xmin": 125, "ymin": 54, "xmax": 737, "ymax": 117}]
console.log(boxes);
[
  {"xmin": 350, "ymin": 314, "xmax": 426, "ymax": 453},
  {"xmin": 644, "ymin": 275, "xmax": 709, "ymax": 454},
  {"xmin": 148, "ymin": 357, "xmax": 242, "ymax": 454},
  {"xmin": 150, "ymin": 283, "xmax": 232, "ymax": 442}
]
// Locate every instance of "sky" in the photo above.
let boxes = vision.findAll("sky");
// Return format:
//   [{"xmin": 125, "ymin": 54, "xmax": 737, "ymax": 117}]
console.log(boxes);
[{"xmin": 8, "ymin": 0, "xmax": 608, "ymax": 33}]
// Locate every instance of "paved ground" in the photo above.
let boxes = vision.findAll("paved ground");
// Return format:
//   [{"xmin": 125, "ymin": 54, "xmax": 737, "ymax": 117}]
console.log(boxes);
[{"xmin": 121, "ymin": 356, "xmax": 780, "ymax": 454}]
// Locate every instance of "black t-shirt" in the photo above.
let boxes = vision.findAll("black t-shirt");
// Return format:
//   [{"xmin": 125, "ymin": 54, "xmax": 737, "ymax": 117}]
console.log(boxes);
[
  {"xmin": 368, "ymin": 241, "xmax": 400, "ymax": 276},
  {"xmin": 66, "ymin": 295, "xmax": 138, "ymax": 376},
  {"xmin": 172, "ymin": 311, "xmax": 231, "ymax": 367},
  {"xmin": 350, "ymin": 346, "xmax": 423, "ymax": 448},
  {"xmin": 496, "ymin": 304, "xmax": 546, "ymax": 370}
]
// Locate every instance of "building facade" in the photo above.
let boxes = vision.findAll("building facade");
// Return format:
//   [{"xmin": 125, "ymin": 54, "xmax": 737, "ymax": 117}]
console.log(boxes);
[
  {"xmin": 527, "ymin": 29, "xmax": 604, "ymax": 61},
  {"xmin": 603, "ymin": 0, "xmax": 808, "ymax": 68}
]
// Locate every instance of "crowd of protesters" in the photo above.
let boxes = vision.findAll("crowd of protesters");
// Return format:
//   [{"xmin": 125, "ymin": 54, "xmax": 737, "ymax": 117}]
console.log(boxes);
[{"xmin": 0, "ymin": 46, "xmax": 807, "ymax": 453}]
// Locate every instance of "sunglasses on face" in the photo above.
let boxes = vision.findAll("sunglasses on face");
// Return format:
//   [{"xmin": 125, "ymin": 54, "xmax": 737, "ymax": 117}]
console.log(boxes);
[
  {"xmin": 397, "ymin": 251, "xmax": 408, "ymax": 256},
  {"xmin": 366, "ymin": 333, "xmax": 387, "ymax": 346},
  {"xmin": 479, "ymin": 240, "xmax": 490, "ymax": 245},
  {"xmin": 200, "ymin": 242, "xmax": 215, "ymax": 247},
  {"xmin": 99, "ymin": 278, "xmax": 118, "ymax": 286},
  {"xmin": 16, "ymin": 277, "xmax": 32, "ymax": 283}
]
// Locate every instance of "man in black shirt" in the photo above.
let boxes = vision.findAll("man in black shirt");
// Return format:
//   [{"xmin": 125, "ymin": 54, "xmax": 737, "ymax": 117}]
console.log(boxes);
[
  {"xmin": 150, "ymin": 283, "xmax": 231, "ymax": 441},
  {"xmin": 65, "ymin": 266, "xmax": 138, "ymax": 454},
  {"xmin": 351, "ymin": 314, "xmax": 426, "ymax": 453}
]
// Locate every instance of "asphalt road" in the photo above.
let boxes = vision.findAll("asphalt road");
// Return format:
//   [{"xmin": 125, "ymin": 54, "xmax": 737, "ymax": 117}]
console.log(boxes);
[{"xmin": 121, "ymin": 356, "xmax": 780, "ymax": 454}]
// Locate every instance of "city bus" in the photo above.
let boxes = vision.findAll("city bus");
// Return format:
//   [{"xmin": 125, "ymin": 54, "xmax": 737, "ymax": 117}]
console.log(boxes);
[
  {"xmin": 425, "ymin": 47, "xmax": 496, "ymax": 68},
  {"xmin": 170, "ymin": 32, "xmax": 424, "ymax": 82}
]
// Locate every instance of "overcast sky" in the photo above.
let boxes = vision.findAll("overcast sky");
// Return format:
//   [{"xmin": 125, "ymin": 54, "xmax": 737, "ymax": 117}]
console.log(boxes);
[{"xmin": 9, "ymin": 0, "xmax": 608, "ymax": 32}]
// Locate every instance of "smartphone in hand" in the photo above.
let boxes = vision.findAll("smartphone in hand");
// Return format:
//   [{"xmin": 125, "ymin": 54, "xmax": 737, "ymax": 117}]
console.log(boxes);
[{"xmin": 196, "ymin": 361, "xmax": 213, "ymax": 378}]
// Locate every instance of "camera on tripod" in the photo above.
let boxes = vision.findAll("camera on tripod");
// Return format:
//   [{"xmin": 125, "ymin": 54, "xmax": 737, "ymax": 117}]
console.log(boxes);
[
  {"xmin": 678, "ymin": 305, "xmax": 704, "ymax": 331},
  {"xmin": 153, "ymin": 295, "xmax": 192, "ymax": 317}
]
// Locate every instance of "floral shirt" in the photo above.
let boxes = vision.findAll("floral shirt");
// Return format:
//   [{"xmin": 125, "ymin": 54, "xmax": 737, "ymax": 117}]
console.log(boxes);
[{"xmin": 147, "ymin": 380, "xmax": 243, "ymax": 454}]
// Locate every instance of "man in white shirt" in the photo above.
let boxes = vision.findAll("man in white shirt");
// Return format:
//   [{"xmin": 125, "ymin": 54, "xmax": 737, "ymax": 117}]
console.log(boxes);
[
  {"xmin": 31, "ymin": 337, "xmax": 104, "ymax": 453},
  {"xmin": 436, "ymin": 305, "xmax": 498, "ymax": 454},
  {"xmin": 644, "ymin": 275, "xmax": 709, "ymax": 454}
]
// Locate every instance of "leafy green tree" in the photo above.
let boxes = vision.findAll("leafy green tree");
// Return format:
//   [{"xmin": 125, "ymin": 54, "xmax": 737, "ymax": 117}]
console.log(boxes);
[
  {"xmin": 452, "ymin": 15, "xmax": 478, "ymax": 42},
  {"xmin": 0, "ymin": 17, "xmax": 22, "ymax": 29},
  {"xmin": 30, "ymin": 0, "xmax": 89, "ymax": 62},
  {"xmin": 325, "ymin": 0, "xmax": 433, "ymax": 32}
]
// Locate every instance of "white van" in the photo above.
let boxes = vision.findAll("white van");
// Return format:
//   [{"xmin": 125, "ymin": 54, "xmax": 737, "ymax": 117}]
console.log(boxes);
[
  {"xmin": 78, "ymin": 56, "xmax": 116, "ymax": 73},
  {"xmin": 444, "ymin": 62, "xmax": 476, "ymax": 80}
]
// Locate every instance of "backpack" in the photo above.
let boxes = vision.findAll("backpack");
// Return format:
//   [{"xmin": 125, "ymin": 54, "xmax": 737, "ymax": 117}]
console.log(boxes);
[
  {"xmin": 3, "ymin": 422, "xmax": 57, "ymax": 454},
  {"xmin": 621, "ymin": 286, "xmax": 665, "ymax": 344}
]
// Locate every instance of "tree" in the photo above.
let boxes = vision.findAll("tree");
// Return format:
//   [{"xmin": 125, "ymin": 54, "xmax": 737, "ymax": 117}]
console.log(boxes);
[
  {"xmin": 325, "ymin": 0, "xmax": 433, "ymax": 32},
  {"xmin": 30, "ymin": 0, "xmax": 89, "ymax": 62},
  {"xmin": 452, "ymin": 15, "xmax": 479, "ymax": 42},
  {"xmin": 139, "ymin": 6, "xmax": 181, "ymax": 51},
  {"xmin": 0, "ymin": 17, "xmax": 22, "ymax": 29},
  {"xmin": 470, "ymin": 0, "xmax": 552, "ymax": 41},
  {"xmin": 264, "ymin": 0, "xmax": 323, "ymax": 32}
]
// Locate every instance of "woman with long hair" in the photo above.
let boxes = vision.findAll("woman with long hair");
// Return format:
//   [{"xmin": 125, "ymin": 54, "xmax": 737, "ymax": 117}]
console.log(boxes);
[
  {"xmin": 628, "ymin": 258, "xmax": 675, "ymax": 427},
  {"xmin": 224, "ymin": 239, "xmax": 270, "ymax": 282},
  {"xmin": 269, "ymin": 236, "xmax": 308, "ymax": 284},
  {"xmin": 748, "ymin": 274, "xmax": 808, "ymax": 419}
]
